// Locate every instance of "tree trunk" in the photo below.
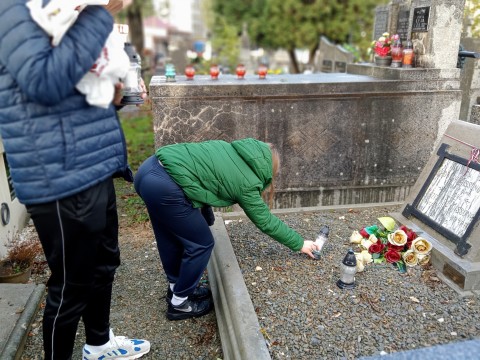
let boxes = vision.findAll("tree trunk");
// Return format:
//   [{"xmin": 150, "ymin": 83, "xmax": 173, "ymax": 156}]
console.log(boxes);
[
  {"xmin": 308, "ymin": 39, "xmax": 320, "ymax": 69},
  {"xmin": 288, "ymin": 48, "xmax": 300, "ymax": 74},
  {"xmin": 126, "ymin": 0, "xmax": 145, "ymax": 57}
]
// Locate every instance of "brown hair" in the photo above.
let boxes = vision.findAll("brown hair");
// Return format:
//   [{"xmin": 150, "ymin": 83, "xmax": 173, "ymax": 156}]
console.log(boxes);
[{"xmin": 262, "ymin": 143, "xmax": 280, "ymax": 209}]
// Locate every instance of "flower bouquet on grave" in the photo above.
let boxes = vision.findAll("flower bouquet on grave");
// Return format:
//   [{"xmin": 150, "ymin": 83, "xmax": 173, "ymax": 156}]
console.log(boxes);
[
  {"xmin": 371, "ymin": 33, "xmax": 400, "ymax": 67},
  {"xmin": 371, "ymin": 32, "xmax": 394, "ymax": 57},
  {"xmin": 349, "ymin": 216, "xmax": 432, "ymax": 273}
]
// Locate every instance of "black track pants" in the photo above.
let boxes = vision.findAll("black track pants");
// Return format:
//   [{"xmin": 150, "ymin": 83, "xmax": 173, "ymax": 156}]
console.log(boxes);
[{"xmin": 27, "ymin": 178, "xmax": 120, "ymax": 360}]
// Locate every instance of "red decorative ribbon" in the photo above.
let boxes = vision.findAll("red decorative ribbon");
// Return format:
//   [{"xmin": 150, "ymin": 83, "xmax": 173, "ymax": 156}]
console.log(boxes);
[{"xmin": 444, "ymin": 134, "xmax": 480, "ymax": 175}]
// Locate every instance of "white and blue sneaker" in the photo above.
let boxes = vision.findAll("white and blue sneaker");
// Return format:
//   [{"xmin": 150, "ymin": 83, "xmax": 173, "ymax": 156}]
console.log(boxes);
[{"xmin": 82, "ymin": 329, "xmax": 150, "ymax": 359}]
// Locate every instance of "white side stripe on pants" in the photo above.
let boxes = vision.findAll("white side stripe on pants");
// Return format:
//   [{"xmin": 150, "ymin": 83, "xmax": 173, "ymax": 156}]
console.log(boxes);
[{"xmin": 50, "ymin": 200, "xmax": 67, "ymax": 360}]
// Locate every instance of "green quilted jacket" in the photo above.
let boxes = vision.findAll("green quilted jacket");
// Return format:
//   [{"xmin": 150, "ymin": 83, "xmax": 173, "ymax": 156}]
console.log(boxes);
[{"xmin": 155, "ymin": 138, "xmax": 304, "ymax": 251}]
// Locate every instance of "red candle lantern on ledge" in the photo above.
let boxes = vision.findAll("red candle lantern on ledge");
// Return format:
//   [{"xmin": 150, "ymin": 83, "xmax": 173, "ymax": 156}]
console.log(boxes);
[
  {"xmin": 390, "ymin": 34, "xmax": 403, "ymax": 68},
  {"xmin": 185, "ymin": 64, "xmax": 195, "ymax": 80},
  {"xmin": 210, "ymin": 64, "xmax": 220, "ymax": 80},
  {"xmin": 236, "ymin": 64, "xmax": 246, "ymax": 79},
  {"xmin": 257, "ymin": 64, "xmax": 268, "ymax": 79}
]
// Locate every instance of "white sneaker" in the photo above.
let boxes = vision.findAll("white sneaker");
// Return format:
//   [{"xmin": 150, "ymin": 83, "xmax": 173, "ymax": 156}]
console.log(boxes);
[{"xmin": 82, "ymin": 329, "xmax": 150, "ymax": 359}]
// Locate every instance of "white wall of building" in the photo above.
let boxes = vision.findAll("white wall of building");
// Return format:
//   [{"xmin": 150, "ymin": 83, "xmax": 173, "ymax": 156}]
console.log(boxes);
[{"xmin": 154, "ymin": 0, "xmax": 194, "ymax": 33}]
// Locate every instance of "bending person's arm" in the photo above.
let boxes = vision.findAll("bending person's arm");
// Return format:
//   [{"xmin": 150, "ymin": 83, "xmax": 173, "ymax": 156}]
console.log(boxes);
[{"xmin": 237, "ymin": 189, "xmax": 304, "ymax": 252}]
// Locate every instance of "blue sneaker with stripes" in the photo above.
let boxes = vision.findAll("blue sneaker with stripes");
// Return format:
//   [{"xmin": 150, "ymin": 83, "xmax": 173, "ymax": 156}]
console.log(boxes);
[{"xmin": 82, "ymin": 329, "xmax": 150, "ymax": 359}]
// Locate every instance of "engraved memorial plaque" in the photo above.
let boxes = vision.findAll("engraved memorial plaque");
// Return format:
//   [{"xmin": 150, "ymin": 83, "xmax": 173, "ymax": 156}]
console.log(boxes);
[
  {"xmin": 321, "ymin": 60, "xmax": 332, "ymax": 73},
  {"xmin": 412, "ymin": 6, "xmax": 430, "ymax": 32},
  {"xmin": 396, "ymin": 9, "xmax": 410, "ymax": 42},
  {"xmin": 416, "ymin": 159, "xmax": 480, "ymax": 237},
  {"xmin": 373, "ymin": 8, "xmax": 389, "ymax": 40},
  {"xmin": 403, "ymin": 144, "xmax": 480, "ymax": 256},
  {"xmin": 334, "ymin": 61, "xmax": 346, "ymax": 73}
]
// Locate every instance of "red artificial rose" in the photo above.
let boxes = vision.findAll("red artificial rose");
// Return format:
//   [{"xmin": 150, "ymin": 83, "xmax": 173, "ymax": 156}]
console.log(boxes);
[
  {"xmin": 388, "ymin": 243, "xmax": 405, "ymax": 252},
  {"xmin": 359, "ymin": 228, "xmax": 369, "ymax": 237},
  {"xmin": 368, "ymin": 242, "xmax": 385, "ymax": 254},
  {"xmin": 399, "ymin": 225, "xmax": 418, "ymax": 242},
  {"xmin": 375, "ymin": 46, "xmax": 390, "ymax": 57},
  {"xmin": 406, "ymin": 240, "xmax": 413, "ymax": 249},
  {"xmin": 384, "ymin": 249, "xmax": 402, "ymax": 263}
]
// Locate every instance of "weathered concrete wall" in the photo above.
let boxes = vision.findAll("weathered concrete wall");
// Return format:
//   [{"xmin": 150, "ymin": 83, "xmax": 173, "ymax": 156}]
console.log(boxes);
[{"xmin": 149, "ymin": 71, "xmax": 461, "ymax": 209}]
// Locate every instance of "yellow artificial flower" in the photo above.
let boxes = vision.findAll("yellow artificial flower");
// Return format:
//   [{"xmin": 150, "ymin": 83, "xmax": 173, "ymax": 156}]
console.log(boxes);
[
  {"xmin": 402, "ymin": 250, "xmax": 418, "ymax": 267},
  {"xmin": 411, "ymin": 237, "xmax": 432, "ymax": 255},
  {"xmin": 387, "ymin": 230, "xmax": 408, "ymax": 246}
]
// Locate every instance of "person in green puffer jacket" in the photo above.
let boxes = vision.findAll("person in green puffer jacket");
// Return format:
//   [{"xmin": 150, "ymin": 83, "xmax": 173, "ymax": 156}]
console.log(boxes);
[{"xmin": 134, "ymin": 138, "xmax": 320, "ymax": 321}]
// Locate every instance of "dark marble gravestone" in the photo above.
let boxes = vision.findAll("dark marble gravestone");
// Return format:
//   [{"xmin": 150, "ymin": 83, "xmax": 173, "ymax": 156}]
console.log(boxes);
[
  {"xmin": 373, "ymin": 6, "xmax": 389, "ymax": 40},
  {"xmin": 412, "ymin": 6, "xmax": 430, "ymax": 32},
  {"xmin": 393, "ymin": 120, "xmax": 480, "ymax": 292},
  {"xmin": 396, "ymin": 9, "xmax": 410, "ymax": 42}
]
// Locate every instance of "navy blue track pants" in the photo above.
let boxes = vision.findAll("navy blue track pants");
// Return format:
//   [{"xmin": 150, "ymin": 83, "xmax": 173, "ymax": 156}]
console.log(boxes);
[{"xmin": 134, "ymin": 155, "xmax": 215, "ymax": 298}]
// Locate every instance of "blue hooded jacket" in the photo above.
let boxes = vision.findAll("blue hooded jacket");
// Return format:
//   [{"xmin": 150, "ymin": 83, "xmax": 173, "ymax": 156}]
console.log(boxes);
[{"xmin": 0, "ymin": 1, "xmax": 128, "ymax": 205}]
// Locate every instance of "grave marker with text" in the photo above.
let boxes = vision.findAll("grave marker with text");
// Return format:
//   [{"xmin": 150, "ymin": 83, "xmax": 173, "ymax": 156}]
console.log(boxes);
[
  {"xmin": 394, "ymin": 120, "xmax": 480, "ymax": 291},
  {"xmin": 412, "ymin": 6, "xmax": 430, "ymax": 32}
]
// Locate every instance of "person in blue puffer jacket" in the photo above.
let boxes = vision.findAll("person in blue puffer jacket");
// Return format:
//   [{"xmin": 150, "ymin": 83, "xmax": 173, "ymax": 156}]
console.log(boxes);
[{"xmin": 0, "ymin": 1, "xmax": 150, "ymax": 359}]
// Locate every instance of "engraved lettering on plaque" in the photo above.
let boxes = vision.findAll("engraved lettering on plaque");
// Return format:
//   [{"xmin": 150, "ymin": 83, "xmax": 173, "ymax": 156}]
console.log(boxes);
[
  {"xmin": 412, "ymin": 6, "xmax": 430, "ymax": 32},
  {"xmin": 396, "ymin": 10, "xmax": 410, "ymax": 42},
  {"xmin": 416, "ymin": 159, "xmax": 480, "ymax": 238},
  {"xmin": 373, "ymin": 9, "xmax": 389, "ymax": 40}
]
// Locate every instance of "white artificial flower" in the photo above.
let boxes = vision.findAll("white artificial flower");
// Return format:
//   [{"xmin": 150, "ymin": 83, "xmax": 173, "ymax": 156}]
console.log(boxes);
[
  {"xmin": 350, "ymin": 230, "xmax": 363, "ymax": 244},
  {"xmin": 417, "ymin": 253, "xmax": 431, "ymax": 265},
  {"xmin": 361, "ymin": 238, "xmax": 374, "ymax": 250},
  {"xmin": 361, "ymin": 250, "xmax": 373, "ymax": 264},
  {"xmin": 355, "ymin": 253, "xmax": 365, "ymax": 272}
]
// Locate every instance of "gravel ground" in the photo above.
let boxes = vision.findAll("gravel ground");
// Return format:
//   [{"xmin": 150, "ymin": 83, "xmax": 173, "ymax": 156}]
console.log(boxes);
[
  {"xmin": 18, "ymin": 204, "xmax": 480, "ymax": 359},
  {"xmin": 20, "ymin": 221, "xmax": 222, "ymax": 360},
  {"xmin": 225, "ymin": 205, "xmax": 480, "ymax": 359}
]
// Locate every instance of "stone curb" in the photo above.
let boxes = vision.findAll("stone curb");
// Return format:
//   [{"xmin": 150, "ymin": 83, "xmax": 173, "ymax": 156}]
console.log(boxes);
[
  {"xmin": 207, "ymin": 214, "xmax": 271, "ymax": 360},
  {"xmin": 1, "ymin": 284, "xmax": 45, "ymax": 360}
]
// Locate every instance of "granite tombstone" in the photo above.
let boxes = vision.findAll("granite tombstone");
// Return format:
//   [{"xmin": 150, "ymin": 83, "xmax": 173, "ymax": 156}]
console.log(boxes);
[{"xmin": 393, "ymin": 120, "xmax": 480, "ymax": 292}]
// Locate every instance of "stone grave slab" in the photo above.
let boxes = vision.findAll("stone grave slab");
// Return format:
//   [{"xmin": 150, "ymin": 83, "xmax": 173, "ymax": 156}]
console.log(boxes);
[{"xmin": 392, "ymin": 119, "xmax": 480, "ymax": 292}]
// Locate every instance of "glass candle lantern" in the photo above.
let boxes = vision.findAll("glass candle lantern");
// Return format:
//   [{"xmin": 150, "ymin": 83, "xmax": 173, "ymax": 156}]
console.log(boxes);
[
  {"xmin": 257, "ymin": 64, "xmax": 268, "ymax": 79},
  {"xmin": 165, "ymin": 63, "xmax": 176, "ymax": 82},
  {"xmin": 121, "ymin": 43, "xmax": 144, "ymax": 105},
  {"xmin": 336, "ymin": 249, "xmax": 357, "ymax": 289},
  {"xmin": 402, "ymin": 40, "xmax": 415, "ymax": 68},
  {"xmin": 210, "ymin": 64, "xmax": 220, "ymax": 80},
  {"xmin": 390, "ymin": 39, "xmax": 403, "ymax": 68},
  {"xmin": 312, "ymin": 225, "xmax": 329, "ymax": 260},
  {"xmin": 185, "ymin": 64, "xmax": 195, "ymax": 80},
  {"xmin": 236, "ymin": 64, "xmax": 246, "ymax": 79}
]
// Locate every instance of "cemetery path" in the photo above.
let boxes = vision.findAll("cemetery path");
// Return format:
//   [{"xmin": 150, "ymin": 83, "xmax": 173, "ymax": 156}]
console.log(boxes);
[{"xmin": 20, "ymin": 220, "xmax": 221, "ymax": 360}]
